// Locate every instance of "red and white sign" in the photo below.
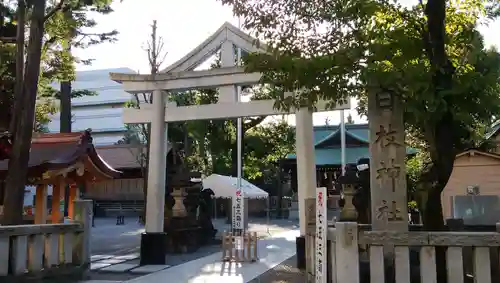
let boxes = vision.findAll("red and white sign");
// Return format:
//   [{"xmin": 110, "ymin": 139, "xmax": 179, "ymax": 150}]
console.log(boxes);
[
  {"xmin": 315, "ymin": 187, "xmax": 327, "ymax": 283},
  {"xmin": 232, "ymin": 186, "xmax": 245, "ymax": 231}
]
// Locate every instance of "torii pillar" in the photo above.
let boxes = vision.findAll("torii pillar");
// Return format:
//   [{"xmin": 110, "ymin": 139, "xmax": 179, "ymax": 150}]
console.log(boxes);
[
  {"xmin": 140, "ymin": 89, "xmax": 168, "ymax": 265},
  {"xmin": 295, "ymin": 107, "xmax": 316, "ymax": 269}
]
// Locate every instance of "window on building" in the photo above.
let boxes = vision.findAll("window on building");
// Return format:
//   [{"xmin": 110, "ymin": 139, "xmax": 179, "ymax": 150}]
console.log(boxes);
[{"xmin": 453, "ymin": 195, "xmax": 500, "ymax": 225}]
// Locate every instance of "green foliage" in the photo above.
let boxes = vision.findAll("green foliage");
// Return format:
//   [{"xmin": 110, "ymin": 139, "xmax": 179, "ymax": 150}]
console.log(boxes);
[
  {"xmin": 42, "ymin": 0, "xmax": 118, "ymax": 82},
  {"xmin": 0, "ymin": 2, "xmax": 16, "ymax": 130},
  {"xmin": 0, "ymin": 0, "xmax": 118, "ymax": 131},
  {"xmin": 34, "ymin": 100, "xmax": 57, "ymax": 133},
  {"xmin": 406, "ymin": 151, "xmax": 428, "ymax": 196},
  {"xmin": 408, "ymin": 200, "xmax": 418, "ymax": 210},
  {"xmin": 116, "ymin": 124, "xmax": 142, "ymax": 145},
  {"xmin": 119, "ymin": 86, "xmax": 296, "ymax": 192},
  {"xmin": 219, "ymin": 0, "xmax": 500, "ymax": 224},
  {"xmin": 243, "ymin": 120, "xmax": 295, "ymax": 189}
]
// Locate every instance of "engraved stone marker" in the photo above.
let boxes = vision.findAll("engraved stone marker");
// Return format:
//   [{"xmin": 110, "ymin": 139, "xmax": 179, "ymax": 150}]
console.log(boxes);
[{"xmin": 368, "ymin": 89, "xmax": 408, "ymax": 231}]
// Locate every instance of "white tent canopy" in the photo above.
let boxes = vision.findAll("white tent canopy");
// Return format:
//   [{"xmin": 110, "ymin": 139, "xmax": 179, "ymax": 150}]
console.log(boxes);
[{"xmin": 202, "ymin": 174, "xmax": 269, "ymax": 199}]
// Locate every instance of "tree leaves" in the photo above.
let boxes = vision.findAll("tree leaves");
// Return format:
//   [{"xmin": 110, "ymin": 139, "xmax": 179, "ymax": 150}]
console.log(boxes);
[
  {"xmin": 1, "ymin": 0, "xmax": 118, "ymax": 131},
  {"xmin": 220, "ymin": 0, "xmax": 500, "ymax": 145},
  {"xmin": 219, "ymin": 0, "xmax": 500, "ymax": 226}
]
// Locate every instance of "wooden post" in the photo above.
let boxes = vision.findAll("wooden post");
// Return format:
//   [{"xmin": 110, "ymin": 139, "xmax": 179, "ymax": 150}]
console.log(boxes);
[
  {"xmin": 51, "ymin": 183, "xmax": 61, "ymax": 224},
  {"xmin": 222, "ymin": 231, "xmax": 226, "ymax": 260},
  {"xmin": 34, "ymin": 184, "xmax": 47, "ymax": 224},
  {"xmin": 73, "ymin": 199, "xmax": 92, "ymax": 267},
  {"xmin": 221, "ymin": 231, "xmax": 258, "ymax": 262},
  {"xmin": 68, "ymin": 183, "xmax": 78, "ymax": 220},
  {"xmin": 245, "ymin": 232, "xmax": 250, "ymax": 261},
  {"xmin": 252, "ymin": 232, "xmax": 258, "ymax": 261}
]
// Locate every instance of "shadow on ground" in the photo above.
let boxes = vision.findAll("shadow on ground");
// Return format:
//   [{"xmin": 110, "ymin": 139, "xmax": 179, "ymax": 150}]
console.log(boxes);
[{"xmin": 247, "ymin": 256, "xmax": 305, "ymax": 283}]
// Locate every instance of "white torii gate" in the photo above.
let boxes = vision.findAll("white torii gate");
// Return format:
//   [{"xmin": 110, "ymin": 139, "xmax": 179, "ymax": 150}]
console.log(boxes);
[{"xmin": 110, "ymin": 22, "xmax": 350, "ymax": 264}]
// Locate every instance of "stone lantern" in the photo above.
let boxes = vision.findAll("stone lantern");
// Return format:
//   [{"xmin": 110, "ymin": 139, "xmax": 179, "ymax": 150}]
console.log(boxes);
[
  {"xmin": 338, "ymin": 168, "xmax": 358, "ymax": 222},
  {"xmin": 171, "ymin": 187, "xmax": 188, "ymax": 217}
]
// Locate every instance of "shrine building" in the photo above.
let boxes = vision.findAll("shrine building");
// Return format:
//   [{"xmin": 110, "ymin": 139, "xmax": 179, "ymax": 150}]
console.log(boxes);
[{"xmin": 283, "ymin": 123, "xmax": 417, "ymax": 195}]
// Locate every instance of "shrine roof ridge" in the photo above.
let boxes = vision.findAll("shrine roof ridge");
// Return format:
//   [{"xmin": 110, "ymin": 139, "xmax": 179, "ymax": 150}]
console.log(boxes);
[
  {"xmin": 161, "ymin": 21, "xmax": 270, "ymax": 73},
  {"xmin": 456, "ymin": 148, "xmax": 500, "ymax": 160},
  {"xmin": 0, "ymin": 130, "xmax": 122, "ymax": 181},
  {"xmin": 314, "ymin": 128, "xmax": 369, "ymax": 147}
]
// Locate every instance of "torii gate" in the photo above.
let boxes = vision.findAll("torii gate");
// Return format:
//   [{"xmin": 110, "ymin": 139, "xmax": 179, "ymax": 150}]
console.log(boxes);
[{"xmin": 110, "ymin": 22, "xmax": 350, "ymax": 265}]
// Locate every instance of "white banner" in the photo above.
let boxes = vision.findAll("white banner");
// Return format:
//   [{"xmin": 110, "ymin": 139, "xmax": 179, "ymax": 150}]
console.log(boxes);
[
  {"xmin": 235, "ymin": 236, "xmax": 244, "ymax": 250},
  {"xmin": 232, "ymin": 189, "xmax": 244, "ymax": 230},
  {"xmin": 315, "ymin": 187, "xmax": 327, "ymax": 283}
]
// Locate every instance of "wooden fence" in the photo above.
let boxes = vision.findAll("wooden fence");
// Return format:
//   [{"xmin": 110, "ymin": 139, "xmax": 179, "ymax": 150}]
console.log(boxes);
[
  {"xmin": 0, "ymin": 200, "xmax": 92, "ymax": 279},
  {"xmin": 222, "ymin": 231, "xmax": 258, "ymax": 262},
  {"xmin": 306, "ymin": 222, "xmax": 500, "ymax": 283}
]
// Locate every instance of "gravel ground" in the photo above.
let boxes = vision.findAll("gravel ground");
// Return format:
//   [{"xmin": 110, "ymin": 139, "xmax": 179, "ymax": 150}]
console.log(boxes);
[{"xmin": 248, "ymin": 256, "xmax": 305, "ymax": 283}]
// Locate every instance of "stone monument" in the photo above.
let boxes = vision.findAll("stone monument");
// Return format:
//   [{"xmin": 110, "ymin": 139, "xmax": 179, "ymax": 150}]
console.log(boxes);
[{"xmin": 368, "ymin": 88, "xmax": 408, "ymax": 231}]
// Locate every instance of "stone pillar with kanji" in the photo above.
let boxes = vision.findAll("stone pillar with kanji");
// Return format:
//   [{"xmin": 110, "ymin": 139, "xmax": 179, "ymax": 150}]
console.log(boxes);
[{"xmin": 368, "ymin": 89, "xmax": 408, "ymax": 231}]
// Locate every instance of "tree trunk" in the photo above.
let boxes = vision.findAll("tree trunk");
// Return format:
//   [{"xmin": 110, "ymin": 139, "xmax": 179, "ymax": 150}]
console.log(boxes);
[
  {"xmin": 141, "ymin": 123, "xmax": 151, "ymax": 225},
  {"xmin": 2, "ymin": 0, "xmax": 47, "ymax": 225},
  {"xmin": 421, "ymin": 186, "xmax": 445, "ymax": 230},
  {"xmin": 8, "ymin": 0, "xmax": 25, "ymax": 135},
  {"xmin": 420, "ymin": 119, "xmax": 455, "ymax": 283},
  {"xmin": 183, "ymin": 122, "xmax": 190, "ymax": 156},
  {"xmin": 60, "ymin": 81, "xmax": 72, "ymax": 217},
  {"xmin": 60, "ymin": 81, "xmax": 72, "ymax": 132},
  {"xmin": 277, "ymin": 160, "xmax": 283, "ymax": 218}
]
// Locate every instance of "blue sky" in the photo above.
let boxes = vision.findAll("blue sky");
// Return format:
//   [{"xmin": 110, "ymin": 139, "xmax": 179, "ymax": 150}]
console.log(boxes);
[{"xmin": 73, "ymin": 0, "xmax": 500, "ymax": 125}]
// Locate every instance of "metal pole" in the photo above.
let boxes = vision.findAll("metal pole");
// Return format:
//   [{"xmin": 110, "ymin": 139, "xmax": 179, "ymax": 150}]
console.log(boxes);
[
  {"xmin": 236, "ymin": 47, "xmax": 243, "ymax": 232},
  {"xmin": 340, "ymin": 110, "xmax": 346, "ymax": 175},
  {"xmin": 236, "ymin": 18, "xmax": 243, "ymax": 193}
]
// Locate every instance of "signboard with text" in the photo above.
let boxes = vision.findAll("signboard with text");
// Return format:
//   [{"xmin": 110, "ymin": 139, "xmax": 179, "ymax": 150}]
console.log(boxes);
[
  {"xmin": 232, "ymin": 189, "xmax": 245, "ymax": 232},
  {"xmin": 315, "ymin": 187, "xmax": 327, "ymax": 283}
]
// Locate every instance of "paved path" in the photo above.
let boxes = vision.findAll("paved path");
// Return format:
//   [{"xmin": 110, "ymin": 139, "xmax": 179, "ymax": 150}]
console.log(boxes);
[
  {"xmin": 82, "ymin": 218, "xmax": 299, "ymax": 283},
  {"xmin": 84, "ymin": 256, "xmax": 305, "ymax": 283},
  {"xmin": 90, "ymin": 217, "xmax": 299, "ymax": 256},
  {"xmin": 121, "ymin": 229, "xmax": 299, "ymax": 283},
  {"xmin": 91, "ymin": 217, "xmax": 143, "ymax": 256},
  {"xmin": 248, "ymin": 256, "xmax": 305, "ymax": 283}
]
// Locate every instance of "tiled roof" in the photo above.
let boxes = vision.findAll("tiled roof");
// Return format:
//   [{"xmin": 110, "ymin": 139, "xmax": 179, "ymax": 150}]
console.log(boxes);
[
  {"xmin": 96, "ymin": 144, "xmax": 145, "ymax": 169},
  {"xmin": 0, "ymin": 130, "xmax": 121, "ymax": 179},
  {"xmin": 96, "ymin": 143, "xmax": 172, "ymax": 169},
  {"xmin": 286, "ymin": 123, "xmax": 416, "ymax": 165}
]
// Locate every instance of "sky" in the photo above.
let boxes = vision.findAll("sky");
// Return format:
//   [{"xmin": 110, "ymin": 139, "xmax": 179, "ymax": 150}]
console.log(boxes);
[{"xmin": 73, "ymin": 0, "xmax": 500, "ymax": 126}]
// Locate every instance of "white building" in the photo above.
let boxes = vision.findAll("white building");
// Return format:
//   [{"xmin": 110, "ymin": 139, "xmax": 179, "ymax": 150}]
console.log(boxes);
[
  {"xmin": 47, "ymin": 67, "xmax": 136, "ymax": 146},
  {"xmin": 19, "ymin": 68, "xmax": 138, "ymax": 208}
]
